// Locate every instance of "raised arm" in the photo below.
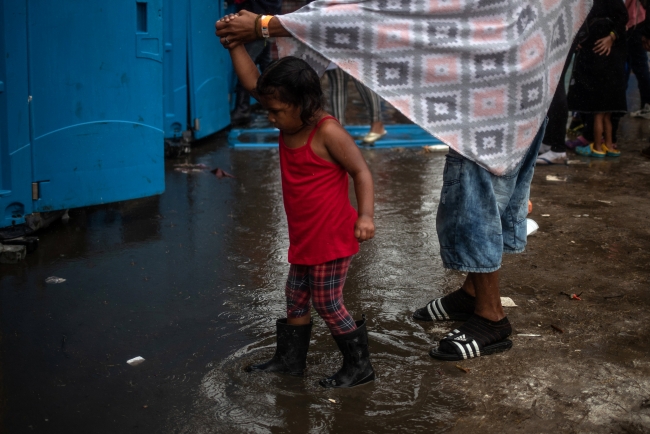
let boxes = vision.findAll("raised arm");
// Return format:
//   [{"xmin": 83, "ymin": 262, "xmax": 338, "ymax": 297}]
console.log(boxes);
[
  {"xmin": 227, "ymin": 44, "xmax": 260, "ymax": 94},
  {"xmin": 216, "ymin": 10, "xmax": 291, "ymax": 47}
]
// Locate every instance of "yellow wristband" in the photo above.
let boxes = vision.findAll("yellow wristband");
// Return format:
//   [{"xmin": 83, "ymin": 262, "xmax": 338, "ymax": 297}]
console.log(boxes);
[{"xmin": 261, "ymin": 15, "xmax": 273, "ymax": 38}]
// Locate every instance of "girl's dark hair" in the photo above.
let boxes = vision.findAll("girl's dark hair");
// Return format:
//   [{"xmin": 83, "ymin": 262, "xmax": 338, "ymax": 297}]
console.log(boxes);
[{"xmin": 256, "ymin": 56, "xmax": 325, "ymax": 125}]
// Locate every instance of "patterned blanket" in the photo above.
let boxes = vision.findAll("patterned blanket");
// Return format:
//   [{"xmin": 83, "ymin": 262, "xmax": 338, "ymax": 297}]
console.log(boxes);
[{"xmin": 277, "ymin": 0, "xmax": 592, "ymax": 175}]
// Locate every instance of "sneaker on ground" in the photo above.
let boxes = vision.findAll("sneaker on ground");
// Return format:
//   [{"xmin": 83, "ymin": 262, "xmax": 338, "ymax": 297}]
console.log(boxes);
[
  {"xmin": 630, "ymin": 104, "xmax": 650, "ymax": 119},
  {"xmin": 536, "ymin": 150, "xmax": 567, "ymax": 165},
  {"xmin": 538, "ymin": 143, "xmax": 551, "ymax": 154}
]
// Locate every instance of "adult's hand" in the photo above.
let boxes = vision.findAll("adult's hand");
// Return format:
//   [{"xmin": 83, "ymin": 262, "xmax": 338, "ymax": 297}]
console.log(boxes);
[
  {"xmin": 593, "ymin": 35, "xmax": 614, "ymax": 56},
  {"xmin": 215, "ymin": 10, "xmax": 259, "ymax": 46}
]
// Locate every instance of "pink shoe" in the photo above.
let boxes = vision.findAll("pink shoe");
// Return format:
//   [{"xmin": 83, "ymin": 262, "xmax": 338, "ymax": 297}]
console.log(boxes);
[{"xmin": 565, "ymin": 136, "xmax": 588, "ymax": 150}]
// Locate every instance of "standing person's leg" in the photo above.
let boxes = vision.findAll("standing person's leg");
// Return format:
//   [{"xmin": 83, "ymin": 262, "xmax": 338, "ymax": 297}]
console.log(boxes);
[
  {"xmin": 246, "ymin": 264, "xmax": 312, "ymax": 375},
  {"xmin": 603, "ymin": 112, "xmax": 613, "ymax": 151},
  {"xmin": 352, "ymin": 78, "xmax": 386, "ymax": 144},
  {"xmin": 325, "ymin": 68, "xmax": 348, "ymax": 124},
  {"xmin": 311, "ymin": 256, "xmax": 375, "ymax": 388},
  {"xmin": 537, "ymin": 84, "xmax": 568, "ymax": 164},
  {"xmin": 578, "ymin": 113, "xmax": 605, "ymax": 157},
  {"xmin": 538, "ymin": 52, "xmax": 572, "ymax": 164},
  {"xmin": 609, "ymin": 113, "xmax": 623, "ymax": 155},
  {"xmin": 461, "ymin": 271, "xmax": 503, "ymax": 321},
  {"xmin": 419, "ymin": 121, "xmax": 546, "ymax": 360},
  {"xmin": 628, "ymin": 27, "xmax": 650, "ymax": 109},
  {"xmin": 593, "ymin": 113, "xmax": 606, "ymax": 155}
]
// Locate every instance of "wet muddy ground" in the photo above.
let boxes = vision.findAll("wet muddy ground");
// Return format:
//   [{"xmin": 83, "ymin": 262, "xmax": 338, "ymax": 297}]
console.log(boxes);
[{"xmin": 2, "ymin": 85, "xmax": 650, "ymax": 433}]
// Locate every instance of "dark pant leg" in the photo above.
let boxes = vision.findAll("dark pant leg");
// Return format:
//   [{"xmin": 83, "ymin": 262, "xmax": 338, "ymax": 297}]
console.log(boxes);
[
  {"xmin": 326, "ymin": 68, "xmax": 348, "ymax": 124},
  {"xmin": 627, "ymin": 27, "xmax": 650, "ymax": 109},
  {"xmin": 352, "ymin": 78, "xmax": 382, "ymax": 124},
  {"xmin": 612, "ymin": 113, "xmax": 623, "ymax": 144},
  {"xmin": 543, "ymin": 52, "xmax": 573, "ymax": 152}
]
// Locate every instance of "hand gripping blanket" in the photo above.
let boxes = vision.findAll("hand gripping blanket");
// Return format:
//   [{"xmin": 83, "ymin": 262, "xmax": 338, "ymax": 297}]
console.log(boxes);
[{"xmin": 277, "ymin": 0, "xmax": 592, "ymax": 175}]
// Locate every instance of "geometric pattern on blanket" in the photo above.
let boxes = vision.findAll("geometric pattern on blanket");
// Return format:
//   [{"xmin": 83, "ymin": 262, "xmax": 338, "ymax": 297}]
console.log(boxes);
[{"xmin": 277, "ymin": 0, "xmax": 592, "ymax": 175}]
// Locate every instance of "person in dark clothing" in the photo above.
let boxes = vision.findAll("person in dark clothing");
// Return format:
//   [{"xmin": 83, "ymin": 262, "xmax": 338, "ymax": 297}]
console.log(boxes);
[
  {"xmin": 633, "ymin": 0, "xmax": 650, "ymax": 158},
  {"xmin": 230, "ymin": 0, "xmax": 282, "ymax": 125},
  {"xmin": 625, "ymin": 0, "xmax": 650, "ymax": 112},
  {"xmin": 568, "ymin": 0, "xmax": 628, "ymax": 157},
  {"xmin": 537, "ymin": 51, "xmax": 574, "ymax": 165}
]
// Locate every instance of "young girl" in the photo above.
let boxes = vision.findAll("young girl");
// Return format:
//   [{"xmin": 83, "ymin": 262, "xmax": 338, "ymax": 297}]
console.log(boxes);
[
  {"xmin": 567, "ymin": 0, "xmax": 628, "ymax": 157},
  {"xmin": 219, "ymin": 21, "xmax": 376, "ymax": 389}
]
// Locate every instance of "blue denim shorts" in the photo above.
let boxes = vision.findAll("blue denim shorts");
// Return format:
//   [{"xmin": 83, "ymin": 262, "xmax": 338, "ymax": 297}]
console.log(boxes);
[{"xmin": 436, "ymin": 121, "xmax": 546, "ymax": 273}]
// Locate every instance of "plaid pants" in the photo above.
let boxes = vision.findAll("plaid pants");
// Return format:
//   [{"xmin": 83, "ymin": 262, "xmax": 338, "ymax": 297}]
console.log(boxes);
[{"xmin": 285, "ymin": 256, "xmax": 357, "ymax": 336}]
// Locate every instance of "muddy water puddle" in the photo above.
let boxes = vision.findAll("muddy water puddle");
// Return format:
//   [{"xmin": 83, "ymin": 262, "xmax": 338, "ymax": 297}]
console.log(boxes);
[
  {"xmin": 1, "ymin": 137, "xmax": 472, "ymax": 433},
  {"xmin": 170, "ymin": 147, "xmax": 468, "ymax": 433}
]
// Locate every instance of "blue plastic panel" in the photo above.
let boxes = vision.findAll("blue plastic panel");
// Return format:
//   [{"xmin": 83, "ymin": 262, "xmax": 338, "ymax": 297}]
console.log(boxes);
[
  {"xmin": 162, "ymin": 0, "xmax": 188, "ymax": 139},
  {"xmin": 187, "ymin": 0, "xmax": 231, "ymax": 139},
  {"xmin": 27, "ymin": 0, "xmax": 165, "ymax": 213},
  {"xmin": 228, "ymin": 124, "xmax": 445, "ymax": 148},
  {"xmin": 0, "ymin": 0, "xmax": 33, "ymax": 227}
]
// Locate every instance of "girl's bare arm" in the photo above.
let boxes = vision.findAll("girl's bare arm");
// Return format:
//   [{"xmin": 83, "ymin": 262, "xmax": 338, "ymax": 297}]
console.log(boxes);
[
  {"xmin": 228, "ymin": 44, "xmax": 260, "ymax": 94},
  {"xmin": 320, "ymin": 123, "xmax": 375, "ymax": 242}
]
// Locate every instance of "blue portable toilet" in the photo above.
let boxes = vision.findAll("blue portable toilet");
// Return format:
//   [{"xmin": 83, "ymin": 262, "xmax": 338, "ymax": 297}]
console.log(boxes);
[
  {"xmin": 0, "ymin": 0, "xmax": 166, "ymax": 229},
  {"xmin": 162, "ymin": 0, "xmax": 188, "ymax": 141},
  {"xmin": 0, "ymin": 1, "xmax": 33, "ymax": 228},
  {"xmin": 187, "ymin": 0, "xmax": 231, "ymax": 140},
  {"xmin": 162, "ymin": 0, "xmax": 232, "ymax": 148}
]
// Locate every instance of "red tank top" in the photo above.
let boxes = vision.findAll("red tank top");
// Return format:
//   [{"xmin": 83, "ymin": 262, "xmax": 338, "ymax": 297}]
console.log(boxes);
[{"xmin": 279, "ymin": 116, "xmax": 359, "ymax": 265}]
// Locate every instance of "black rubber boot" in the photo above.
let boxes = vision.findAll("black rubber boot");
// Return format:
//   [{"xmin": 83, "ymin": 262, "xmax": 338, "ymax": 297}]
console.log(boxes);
[
  {"xmin": 230, "ymin": 87, "xmax": 251, "ymax": 126},
  {"xmin": 246, "ymin": 319, "xmax": 312, "ymax": 376},
  {"xmin": 319, "ymin": 317, "xmax": 375, "ymax": 388}
]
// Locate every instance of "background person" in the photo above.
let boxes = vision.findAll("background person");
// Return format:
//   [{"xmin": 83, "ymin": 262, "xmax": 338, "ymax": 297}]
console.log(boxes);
[
  {"xmin": 325, "ymin": 64, "xmax": 387, "ymax": 145},
  {"xmin": 568, "ymin": 0, "xmax": 628, "ymax": 157}
]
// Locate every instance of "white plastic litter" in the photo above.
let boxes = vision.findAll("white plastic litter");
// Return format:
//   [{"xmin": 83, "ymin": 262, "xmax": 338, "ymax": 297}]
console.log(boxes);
[
  {"xmin": 541, "ymin": 214, "xmax": 550, "ymax": 217},
  {"xmin": 546, "ymin": 175, "xmax": 567, "ymax": 182},
  {"xmin": 517, "ymin": 334, "xmax": 542, "ymax": 337},
  {"xmin": 501, "ymin": 297, "xmax": 517, "ymax": 307},
  {"xmin": 526, "ymin": 218, "xmax": 539, "ymax": 236},
  {"xmin": 45, "ymin": 276, "xmax": 66, "ymax": 284},
  {"xmin": 127, "ymin": 356, "xmax": 145, "ymax": 366}
]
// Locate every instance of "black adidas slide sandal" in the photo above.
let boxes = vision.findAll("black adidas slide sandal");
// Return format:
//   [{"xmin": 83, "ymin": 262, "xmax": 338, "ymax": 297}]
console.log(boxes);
[
  {"xmin": 413, "ymin": 297, "xmax": 472, "ymax": 322},
  {"xmin": 429, "ymin": 328, "xmax": 512, "ymax": 361}
]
